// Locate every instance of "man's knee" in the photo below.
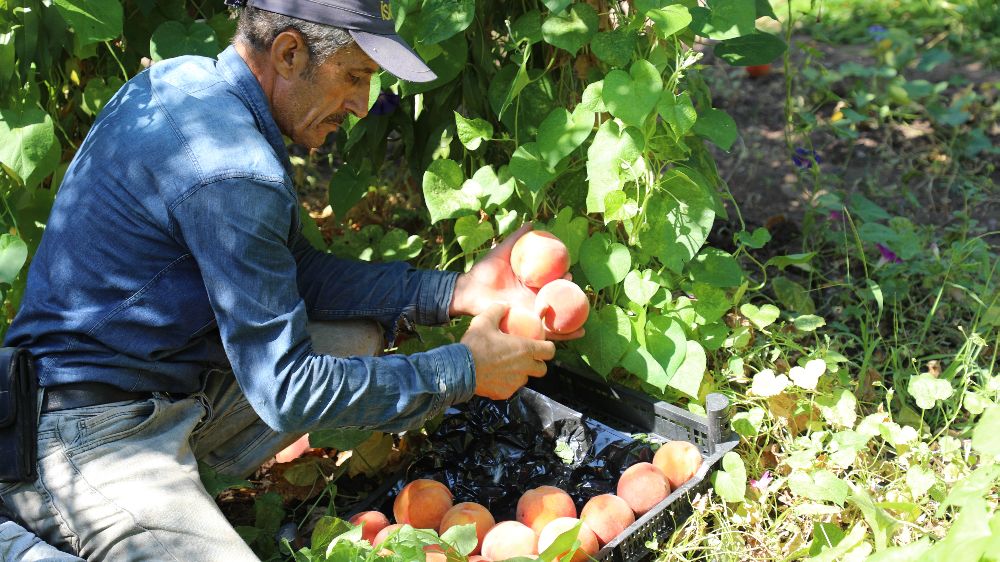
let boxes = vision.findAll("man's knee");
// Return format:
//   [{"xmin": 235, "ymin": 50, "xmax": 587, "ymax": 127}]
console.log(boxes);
[
  {"xmin": 0, "ymin": 521, "xmax": 85, "ymax": 562},
  {"xmin": 306, "ymin": 319, "xmax": 384, "ymax": 358}
]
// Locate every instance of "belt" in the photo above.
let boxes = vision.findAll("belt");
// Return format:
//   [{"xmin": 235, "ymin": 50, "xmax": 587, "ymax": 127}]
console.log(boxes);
[{"xmin": 41, "ymin": 382, "xmax": 152, "ymax": 413}]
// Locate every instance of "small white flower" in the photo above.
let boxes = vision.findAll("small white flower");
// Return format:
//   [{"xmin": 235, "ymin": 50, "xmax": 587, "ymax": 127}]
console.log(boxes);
[{"xmin": 752, "ymin": 369, "xmax": 790, "ymax": 397}]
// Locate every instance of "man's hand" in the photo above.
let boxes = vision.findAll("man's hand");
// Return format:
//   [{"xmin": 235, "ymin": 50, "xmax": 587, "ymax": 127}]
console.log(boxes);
[
  {"xmin": 461, "ymin": 302, "xmax": 555, "ymax": 400},
  {"xmin": 449, "ymin": 224, "xmax": 584, "ymax": 341}
]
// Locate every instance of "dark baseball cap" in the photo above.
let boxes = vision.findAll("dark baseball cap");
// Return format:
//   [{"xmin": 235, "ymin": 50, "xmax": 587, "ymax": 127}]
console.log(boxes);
[{"xmin": 246, "ymin": 0, "xmax": 438, "ymax": 83}]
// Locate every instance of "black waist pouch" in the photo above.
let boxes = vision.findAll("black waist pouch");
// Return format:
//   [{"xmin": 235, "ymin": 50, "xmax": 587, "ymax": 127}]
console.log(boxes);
[{"xmin": 0, "ymin": 347, "xmax": 37, "ymax": 483}]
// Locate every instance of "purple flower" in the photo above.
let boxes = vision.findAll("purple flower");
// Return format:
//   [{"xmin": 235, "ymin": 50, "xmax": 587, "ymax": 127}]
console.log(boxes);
[
  {"xmin": 750, "ymin": 471, "xmax": 773, "ymax": 492},
  {"xmin": 867, "ymin": 25, "xmax": 888, "ymax": 40},
  {"xmin": 792, "ymin": 147, "xmax": 821, "ymax": 169},
  {"xmin": 876, "ymin": 243, "xmax": 903, "ymax": 263},
  {"xmin": 828, "ymin": 210, "xmax": 844, "ymax": 222},
  {"xmin": 369, "ymin": 92, "xmax": 400, "ymax": 117}
]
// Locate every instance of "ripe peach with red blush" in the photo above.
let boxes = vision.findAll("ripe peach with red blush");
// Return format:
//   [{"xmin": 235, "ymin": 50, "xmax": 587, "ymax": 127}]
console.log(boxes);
[
  {"xmin": 617, "ymin": 462, "xmax": 671, "ymax": 516},
  {"xmin": 534, "ymin": 279, "xmax": 589, "ymax": 334},
  {"xmin": 537, "ymin": 517, "xmax": 600, "ymax": 562},
  {"xmin": 393, "ymin": 479, "xmax": 454, "ymax": 530},
  {"xmin": 439, "ymin": 502, "xmax": 495, "ymax": 555},
  {"xmin": 348, "ymin": 511, "xmax": 390, "ymax": 544},
  {"xmin": 516, "ymin": 485, "xmax": 577, "ymax": 535},
  {"xmin": 481, "ymin": 520, "xmax": 538, "ymax": 560},
  {"xmin": 372, "ymin": 523, "xmax": 404, "ymax": 547},
  {"xmin": 499, "ymin": 306, "xmax": 545, "ymax": 340},
  {"xmin": 510, "ymin": 230, "xmax": 570, "ymax": 288},
  {"xmin": 652, "ymin": 440, "xmax": 703, "ymax": 489},
  {"xmin": 579, "ymin": 493, "xmax": 635, "ymax": 546}
]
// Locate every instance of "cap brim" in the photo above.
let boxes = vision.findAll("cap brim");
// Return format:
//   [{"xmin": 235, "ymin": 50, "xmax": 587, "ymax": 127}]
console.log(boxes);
[{"xmin": 350, "ymin": 30, "xmax": 438, "ymax": 83}]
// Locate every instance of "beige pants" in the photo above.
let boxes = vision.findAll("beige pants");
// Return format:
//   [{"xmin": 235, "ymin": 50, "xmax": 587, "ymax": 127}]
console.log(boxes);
[{"xmin": 0, "ymin": 321, "xmax": 383, "ymax": 562}]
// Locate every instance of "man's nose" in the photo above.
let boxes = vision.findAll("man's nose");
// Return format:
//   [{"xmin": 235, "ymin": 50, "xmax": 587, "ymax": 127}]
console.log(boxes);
[{"xmin": 346, "ymin": 80, "xmax": 371, "ymax": 119}]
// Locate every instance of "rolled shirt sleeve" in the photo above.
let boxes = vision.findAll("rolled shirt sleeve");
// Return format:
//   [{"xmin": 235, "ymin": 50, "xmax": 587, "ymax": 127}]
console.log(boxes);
[{"xmin": 170, "ymin": 176, "xmax": 475, "ymax": 433}]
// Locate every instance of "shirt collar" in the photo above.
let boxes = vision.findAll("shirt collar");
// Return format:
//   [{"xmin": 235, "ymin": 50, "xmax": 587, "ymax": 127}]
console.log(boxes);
[{"xmin": 217, "ymin": 45, "xmax": 292, "ymax": 173}]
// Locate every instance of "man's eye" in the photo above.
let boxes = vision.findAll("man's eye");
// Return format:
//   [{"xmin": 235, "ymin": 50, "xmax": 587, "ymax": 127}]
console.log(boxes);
[{"xmin": 350, "ymin": 74, "xmax": 362, "ymax": 85}]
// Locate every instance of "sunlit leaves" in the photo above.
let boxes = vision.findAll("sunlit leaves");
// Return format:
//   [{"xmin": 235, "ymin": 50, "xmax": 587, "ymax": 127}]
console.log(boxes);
[
  {"xmin": 0, "ymin": 105, "xmax": 61, "ymax": 189},
  {"xmin": 573, "ymin": 305, "xmax": 632, "ymax": 377},
  {"xmin": 692, "ymin": 108, "xmax": 738, "ymax": 151},
  {"xmin": 585, "ymin": 120, "xmax": 643, "ymax": 213},
  {"xmin": 579, "ymin": 232, "xmax": 631, "ymax": 291},
  {"xmin": 636, "ymin": 169, "xmax": 715, "ymax": 272},
  {"xmin": 454, "ymin": 112, "xmax": 492, "ymax": 150},
  {"xmin": 647, "ymin": 5, "xmax": 692, "ymax": 39},
  {"xmin": 422, "ymin": 159, "xmax": 479, "ymax": 224},
  {"xmin": 713, "ymin": 452, "xmax": 747, "ymax": 502},
  {"xmin": 537, "ymin": 106, "xmax": 595, "ymax": 169},
  {"xmin": 541, "ymin": 3, "xmax": 598, "ymax": 56},
  {"xmin": 454, "ymin": 215, "xmax": 494, "ymax": 253},
  {"xmin": 602, "ymin": 60, "xmax": 663, "ymax": 128},
  {"xmin": 150, "ymin": 20, "xmax": 217, "ymax": 61},
  {"xmin": 52, "ymin": 0, "xmax": 122, "ymax": 46},
  {"xmin": 0, "ymin": 234, "xmax": 28, "ymax": 285},
  {"xmin": 416, "ymin": 0, "xmax": 475, "ymax": 45},
  {"xmin": 909, "ymin": 373, "xmax": 954, "ymax": 409}
]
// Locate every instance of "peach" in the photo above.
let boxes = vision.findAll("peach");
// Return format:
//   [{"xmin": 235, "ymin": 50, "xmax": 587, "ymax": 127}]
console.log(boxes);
[
  {"xmin": 348, "ymin": 511, "xmax": 390, "ymax": 544},
  {"xmin": 424, "ymin": 552, "xmax": 447, "ymax": 562},
  {"xmin": 439, "ymin": 502, "xmax": 495, "ymax": 555},
  {"xmin": 481, "ymin": 520, "xmax": 538, "ymax": 560},
  {"xmin": 534, "ymin": 279, "xmax": 589, "ymax": 334},
  {"xmin": 652, "ymin": 441, "xmax": 703, "ymax": 489},
  {"xmin": 617, "ymin": 462, "xmax": 671, "ymax": 516},
  {"xmin": 511, "ymin": 230, "xmax": 570, "ymax": 288},
  {"xmin": 516, "ymin": 485, "xmax": 577, "ymax": 535},
  {"xmin": 537, "ymin": 517, "xmax": 600, "ymax": 562},
  {"xmin": 467, "ymin": 556, "xmax": 489, "ymax": 562},
  {"xmin": 372, "ymin": 523, "xmax": 404, "ymax": 546},
  {"xmin": 499, "ymin": 306, "xmax": 545, "ymax": 340},
  {"xmin": 274, "ymin": 434, "xmax": 312, "ymax": 463},
  {"xmin": 393, "ymin": 479, "xmax": 454, "ymax": 530},
  {"xmin": 579, "ymin": 494, "xmax": 635, "ymax": 546}
]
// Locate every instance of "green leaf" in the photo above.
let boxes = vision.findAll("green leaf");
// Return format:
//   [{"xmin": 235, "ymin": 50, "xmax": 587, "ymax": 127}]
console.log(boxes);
[
  {"xmin": 906, "ymin": 465, "xmax": 936, "ymax": 498},
  {"xmin": 603, "ymin": 191, "xmax": 637, "ymax": 224},
  {"xmin": 691, "ymin": 282, "xmax": 729, "ymax": 323},
  {"xmin": 690, "ymin": 0, "xmax": 756, "ymax": 39},
  {"xmin": 0, "ymin": 233, "xmax": 29, "ymax": 285},
  {"xmin": 469, "ymin": 165, "xmax": 515, "ymax": 211},
  {"xmin": 328, "ymin": 159, "xmax": 373, "ymax": 218},
  {"xmin": 541, "ymin": 0, "xmax": 573, "ymax": 14},
  {"xmin": 378, "ymin": 228, "xmax": 423, "ymax": 261},
  {"xmin": 510, "ymin": 144, "xmax": 556, "ymax": 212},
  {"xmin": 510, "ymin": 10, "xmax": 543, "ymax": 45},
  {"xmin": 739, "ymin": 303, "xmax": 780, "ymax": 330},
  {"xmin": 909, "ymin": 373, "xmax": 954, "ymax": 409},
  {"xmin": 621, "ymin": 345, "xmax": 669, "ymax": 392},
  {"xmin": 439, "ymin": 523, "xmax": 478, "ymax": 556},
  {"xmin": 692, "ymin": 108, "xmax": 738, "ymax": 151},
  {"xmin": 536, "ymin": 106, "xmax": 595, "ymax": 169},
  {"xmin": 454, "ymin": 112, "xmax": 492, "ymax": 151},
  {"xmin": 591, "ymin": 28, "xmax": 638, "ymax": 67},
  {"xmin": 731, "ymin": 407, "xmax": 765, "ymax": 437},
  {"xmin": 624, "ymin": 269, "xmax": 661, "ymax": 306},
  {"xmin": 579, "ymin": 232, "xmax": 631, "ymax": 291},
  {"xmin": 150, "ymin": 20, "xmax": 218, "ymax": 61},
  {"xmin": 788, "ymin": 470, "xmax": 850, "ymax": 506},
  {"xmin": 308, "ymin": 428, "xmax": 373, "ymax": 450},
  {"xmin": 541, "ymin": 3, "xmax": 599, "ymax": 56},
  {"xmin": 766, "ymin": 252, "xmax": 817, "ymax": 272},
  {"xmin": 198, "ymin": 462, "xmax": 251, "ymax": 497},
  {"xmin": 579, "ymin": 80, "xmax": 607, "ymax": 113},
  {"xmin": 714, "ymin": 32, "xmax": 788, "ymax": 66},
  {"xmin": 657, "ymin": 91, "xmax": 698, "ymax": 137},
  {"xmin": 809, "ymin": 522, "xmax": 846, "ymax": 557},
  {"xmin": 422, "ymin": 159, "xmax": 479, "ymax": 224},
  {"xmin": 793, "ymin": 314, "xmax": 826, "ymax": 332},
  {"xmin": 81, "ymin": 76, "xmax": 124, "ymax": 117},
  {"xmin": 637, "ymin": 169, "xmax": 715, "ymax": 272},
  {"xmin": 52, "ymin": 0, "xmax": 122, "ymax": 46},
  {"xmin": 538, "ymin": 521, "xmax": 584, "ymax": 562},
  {"xmin": 646, "ymin": 314, "xmax": 687, "ymax": 383},
  {"xmin": 311, "ymin": 516, "xmax": 354, "ymax": 553},
  {"xmin": 415, "ymin": 0, "xmax": 475, "ymax": 45},
  {"xmin": 847, "ymin": 485, "xmax": 899, "ymax": 550},
  {"xmin": 401, "ymin": 33, "xmax": 468, "ymax": 95},
  {"xmin": 546, "ymin": 207, "xmax": 588, "ymax": 266},
  {"xmin": 647, "ymin": 5, "xmax": 693, "ymax": 38},
  {"xmin": 0, "ymin": 105, "xmax": 61, "ymax": 189},
  {"xmin": 283, "ymin": 458, "xmax": 323, "ymax": 487},
  {"xmin": 816, "ymin": 389, "xmax": 857, "ymax": 429},
  {"xmin": 585, "ymin": 120, "xmax": 643, "ymax": 213},
  {"xmin": 736, "ymin": 227, "xmax": 771, "ymax": 249},
  {"xmin": 689, "ymin": 248, "xmax": 743, "ymax": 287},
  {"xmin": 671, "ymin": 340, "xmax": 706, "ymax": 397},
  {"xmin": 772, "ymin": 276, "xmax": 815, "ymax": 314},
  {"xmin": 454, "ymin": 215, "xmax": 494, "ymax": 254},
  {"xmin": 602, "ymin": 60, "xmax": 663, "ymax": 128},
  {"xmin": 755, "ymin": 0, "xmax": 778, "ymax": 19},
  {"xmin": 866, "ymin": 539, "xmax": 932, "ymax": 562},
  {"xmin": 573, "ymin": 305, "xmax": 632, "ymax": 376},
  {"xmin": 972, "ymin": 406, "xmax": 1000, "ymax": 459},
  {"xmin": 712, "ymin": 451, "xmax": 746, "ymax": 502}
]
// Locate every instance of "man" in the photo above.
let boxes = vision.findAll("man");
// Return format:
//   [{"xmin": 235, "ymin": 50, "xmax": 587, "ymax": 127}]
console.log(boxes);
[{"xmin": 0, "ymin": 1, "xmax": 577, "ymax": 559}]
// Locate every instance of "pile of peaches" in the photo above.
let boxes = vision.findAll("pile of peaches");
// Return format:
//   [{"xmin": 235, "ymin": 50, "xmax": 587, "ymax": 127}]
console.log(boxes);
[
  {"xmin": 500, "ymin": 230, "xmax": 589, "ymax": 339},
  {"xmin": 349, "ymin": 440, "xmax": 703, "ymax": 561}
]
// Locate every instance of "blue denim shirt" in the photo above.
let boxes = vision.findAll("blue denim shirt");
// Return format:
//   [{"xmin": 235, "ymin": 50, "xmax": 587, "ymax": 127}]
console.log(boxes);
[{"xmin": 4, "ymin": 46, "xmax": 476, "ymax": 433}]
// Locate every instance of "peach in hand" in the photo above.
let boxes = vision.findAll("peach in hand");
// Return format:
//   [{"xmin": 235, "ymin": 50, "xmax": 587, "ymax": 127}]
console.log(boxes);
[
  {"xmin": 652, "ymin": 440, "xmax": 703, "ymax": 489},
  {"xmin": 617, "ymin": 462, "xmax": 671, "ymax": 516},
  {"xmin": 516, "ymin": 485, "xmax": 577, "ymax": 535},
  {"xmin": 499, "ymin": 306, "xmax": 545, "ymax": 340},
  {"xmin": 534, "ymin": 279, "xmax": 589, "ymax": 334},
  {"xmin": 579, "ymin": 493, "xmax": 635, "ymax": 546},
  {"xmin": 510, "ymin": 230, "xmax": 570, "ymax": 288},
  {"xmin": 393, "ymin": 479, "xmax": 454, "ymax": 530}
]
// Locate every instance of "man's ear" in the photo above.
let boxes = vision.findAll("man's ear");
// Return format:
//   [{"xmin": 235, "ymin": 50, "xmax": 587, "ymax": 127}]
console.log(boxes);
[{"xmin": 270, "ymin": 30, "xmax": 309, "ymax": 80}]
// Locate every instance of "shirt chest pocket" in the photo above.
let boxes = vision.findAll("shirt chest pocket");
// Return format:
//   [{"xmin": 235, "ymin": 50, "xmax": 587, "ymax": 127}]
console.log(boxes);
[{"xmin": 88, "ymin": 254, "xmax": 217, "ymax": 360}]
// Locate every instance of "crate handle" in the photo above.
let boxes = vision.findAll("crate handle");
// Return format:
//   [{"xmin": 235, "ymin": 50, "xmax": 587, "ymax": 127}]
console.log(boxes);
[{"xmin": 705, "ymin": 393, "xmax": 730, "ymax": 455}]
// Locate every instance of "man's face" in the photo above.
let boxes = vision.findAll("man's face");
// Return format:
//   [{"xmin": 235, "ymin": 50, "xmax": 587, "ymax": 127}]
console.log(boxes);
[{"xmin": 272, "ymin": 43, "xmax": 379, "ymax": 149}]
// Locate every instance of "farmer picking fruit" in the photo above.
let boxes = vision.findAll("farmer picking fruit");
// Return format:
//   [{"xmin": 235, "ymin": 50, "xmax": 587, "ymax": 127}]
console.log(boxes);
[{"xmin": 0, "ymin": 1, "xmax": 582, "ymax": 559}]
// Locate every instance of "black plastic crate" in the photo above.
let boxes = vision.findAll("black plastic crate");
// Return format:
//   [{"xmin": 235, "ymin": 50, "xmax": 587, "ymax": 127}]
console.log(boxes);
[{"xmin": 526, "ymin": 363, "xmax": 739, "ymax": 562}]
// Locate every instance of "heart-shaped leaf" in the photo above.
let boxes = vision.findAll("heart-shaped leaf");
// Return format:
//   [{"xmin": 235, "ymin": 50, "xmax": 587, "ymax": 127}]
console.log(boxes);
[
  {"xmin": 579, "ymin": 81, "xmax": 607, "ymax": 113},
  {"xmin": 536, "ymin": 106, "xmax": 595, "ymax": 169},
  {"xmin": 469, "ymin": 165, "xmax": 515, "ymax": 211},
  {"xmin": 546, "ymin": 207, "xmax": 589, "ymax": 265},
  {"xmin": 328, "ymin": 159, "xmax": 373, "ymax": 218},
  {"xmin": 496, "ymin": 208, "xmax": 521, "ymax": 237},
  {"xmin": 646, "ymin": 314, "xmax": 687, "ymax": 380},
  {"xmin": 573, "ymin": 305, "xmax": 632, "ymax": 376},
  {"xmin": 788, "ymin": 470, "xmax": 850, "ymax": 506},
  {"xmin": 671, "ymin": 340, "xmax": 706, "ymax": 397},
  {"xmin": 510, "ymin": 10, "xmax": 543, "ymax": 45},
  {"xmin": 637, "ymin": 169, "xmax": 715, "ymax": 272},
  {"xmin": 590, "ymin": 28, "xmax": 638, "ymax": 67},
  {"xmin": 603, "ymin": 191, "xmax": 637, "ymax": 224},
  {"xmin": 689, "ymin": 247, "xmax": 743, "ymax": 287},
  {"xmin": 454, "ymin": 215, "xmax": 494, "ymax": 254},
  {"xmin": 422, "ymin": 159, "xmax": 479, "ymax": 224},
  {"xmin": 509, "ymin": 143, "xmax": 556, "ymax": 213},
  {"xmin": 585, "ymin": 120, "xmax": 643, "ymax": 213},
  {"xmin": 150, "ymin": 20, "xmax": 218, "ymax": 61},
  {"xmin": 81, "ymin": 76, "xmax": 124, "ymax": 117},
  {"xmin": 602, "ymin": 59, "xmax": 663, "ymax": 128},
  {"xmin": 0, "ymin": 105, "xmax": 61, "ymax": 189},
  {"xmin": 909, "ymin": 373, "xmax": 954, "ymax": 409},
  {"xmin": 713, "ymin": 451, "xmax": 746, "ymax": 502},
  {"xmin": 53, "ymin": 0, "xmax": 122, "ymax": 46},
  {"xmin": 454, "ymin": 112, "xmax": 493, "ymax": 150},
  {"xmin": 0, "ymin": 233, "xmax": 28, "ymax": 284},
  {"xmin": 416, "ymin": 0, "xmax": 475, "ymax": 45},
  {"xmin": 541, "ymin": 3, "xmax": 598, "ymax": 56},
  {"xmin": 692, "ymin": 108, "xmax": 738, "ymax": 151},
  {"xmin": 624, "ymin": 269, "xmax": 661, "ymax": 306},
  {"xmin": 648, "ymin": 5, "xmax": 692, "ymax": 38},
  {"xmin": 377, "ymin": 228, "xmax": 422, "ymax": 261},
  {"xmin": 739, "ymin": 303, "xmax": 780, "ymax": 330},
  {"xmin": 714, "ymin": 32, "xmax": 788, "ymax": 66},
  {"xmin": 579, "ymin": 233, "xmax": 631, "ymax": 291},
  {"xmin": 689, "ymin": 0, "xmax": 756, "ymax": 40},
  {"xmin": 789, "ymin": 358, "xmax": 827, "ymax": 390},
  {"xmin": 657, "ymin": 91, "xmax": 697, "ymax": 137},
  {"xmin": 621, "ymin": 344, "xmax": 669, "ymax": 392},
  {"xmin": 751, "ymin": 368, "xmax": 789, "ymax": 397}
]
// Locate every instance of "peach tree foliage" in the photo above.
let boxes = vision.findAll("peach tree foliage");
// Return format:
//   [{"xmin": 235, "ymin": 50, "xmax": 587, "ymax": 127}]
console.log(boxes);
[{"xmin": 0, "ymin": 0, "xmax": 786, "ymax": 402}]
